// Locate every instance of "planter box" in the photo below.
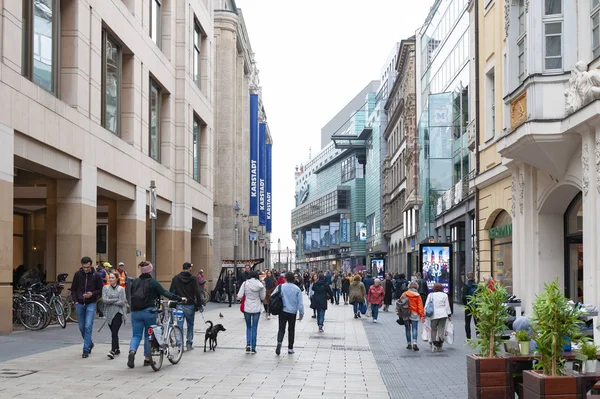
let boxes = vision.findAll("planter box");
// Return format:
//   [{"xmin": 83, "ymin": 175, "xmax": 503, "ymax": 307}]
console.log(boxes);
[
  {"xmin": 522, "ymin": 370, "xmax": 580, "ymax": 399},
  {"xmin": 467, "ymin": 354, "xmax": 511, "ymax": 399}
]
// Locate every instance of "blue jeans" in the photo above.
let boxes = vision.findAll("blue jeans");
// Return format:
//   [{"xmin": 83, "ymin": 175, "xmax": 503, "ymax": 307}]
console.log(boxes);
[
  {"xmin": 333, "ymin": 289, "xmax": 340, "ymax": 304},
  {"xmin": 405, "ymin": 320, "xmax": 419, "ymax": 344},
  {"xmin": 316, "ymin": 309, "xmax": 325, "ymax": 327},
  {"xmin": 177, "ymin": 304, "xmax": 196, "ymax": 346},
  {"xmin": 75, "ymin": 302, "xmax": 96, "ymax": 353},
  {"xmin": 371, "ymin": 304, "xmax": 379, "ymax": 320},
  {"xmin": 352, "ymin": 301, "xmax": 360, "ymax": 315},
  {"xmin": 130, "ymin": 308, "xmax": 157, "ymax": 357},
  {"xmin": 244, "ymin": 312, "xmax": 260, "ymax": 350}
]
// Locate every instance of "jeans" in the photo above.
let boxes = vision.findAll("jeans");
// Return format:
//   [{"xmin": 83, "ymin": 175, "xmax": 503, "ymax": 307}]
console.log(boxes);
[
  {"xmin": 277, "ymin": 312, "xmax": 297, "ymax": 349},
  {"xmin": 130, "ymin": 308, "xmax": 157, "ymax": 357},
  {"xmin": 465, "ymin": 308, "xmax": 477, "ymax": 339},
  {"xmin": 333, "ymin": 289, "xmax": 340, "ymax": 304},
  {"xmin": 431, "ymin": 317, "xmax": 447, "ymax": 345},
  {"xmin": 371, "ymin": 304, "xmax": 380, "ymax": 320},
  {"xmin": 316, "ymin": 309, "xmax": 325, "ymax": 327},
  {"xmin": 352, "ymin": 301, "xmax": 360, "ymax": 315},
  {"xmin": 244, "ymin": 312, "xmax": 260, "ymax": 350},
  {"xmin": 404, "ymin": 319, "xmax": 419, "ymax": 344},
  {"xmin": 109, "ymin": 312, "xmax": 123, "ymax": 352},
  {"xmin": 177, "ymin": 304, "xmax": 196, "ymax": 346},
  {"xmin": 75, "ymin": 302, "xmax": 96, "ymax": 353}
]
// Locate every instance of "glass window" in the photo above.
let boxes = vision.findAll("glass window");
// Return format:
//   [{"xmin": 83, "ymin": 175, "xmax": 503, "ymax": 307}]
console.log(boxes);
[
  {"xmin": 544, "ymin": 22, "xmax": 562, "ymax": 69},
  {"xmin": 518, "ymin": 41, "xmax": 526, "ymax": 83},
  {"xmin": 491, "ymin": 211, "xmax": 513, "ymax": 295},
  {"xmin": 150, "ymin": 0, "xmax": 161, "ymax": 48},
  {"xmin": 149, "ymin": 80, "xmax": 161, "ymax": 161},
  {"xmin": 545, "ymin": 0, "xmax": 561, "ymax": 15},
  {"xmin": 193, "ymin": 118, "xmax": 199, "ymax": 182},
  {"xmin": 593, "ymin": 9, "xmax": 600, "ymax": 58},
  {"xmin": 23, "ymin": 0, "xmax": 58, "ymax": 93},
  {"xmin": 193, "ymin": 21, "xmax": 201, "ymax": 86},
  {"xmin": 518, "ymin": 0, "xmax": 526, "ymax": 37},
  {"xmin": 102, "ymin": 31, "xmax": 121, "ymax": 135}
]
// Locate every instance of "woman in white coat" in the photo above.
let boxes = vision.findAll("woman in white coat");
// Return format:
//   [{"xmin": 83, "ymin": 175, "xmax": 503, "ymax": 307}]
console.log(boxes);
[
  {"xmin": 425, "ymin": 283, "xmax": 452, "ymax": 352},
  {"xmin": 237, "ymin": 271, "xmax": 266, "ymax": 354}
]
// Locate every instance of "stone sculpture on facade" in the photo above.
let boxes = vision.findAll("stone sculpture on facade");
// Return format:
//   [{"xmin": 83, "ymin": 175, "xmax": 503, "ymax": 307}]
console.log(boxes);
[{"xmin": 565, "ymin": 61, "xmax": 600, "ymax": 115}]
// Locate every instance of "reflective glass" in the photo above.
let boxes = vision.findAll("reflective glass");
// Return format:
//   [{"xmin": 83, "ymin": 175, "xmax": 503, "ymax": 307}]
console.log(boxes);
[
  {"xmin": 150, "ymin": 82, "xmax": 160, "ymax": 161},
  {"xmin": 33, "ymin": 0, "xmax": 54, "ymax": 92},
  {"xmin": 545, "ymin": 0, "xmax": 561, "ymax": 15},
  {"xmin": 151, "ymin": 0, "xmax": 160, "ymax": 45},
  {"xmin": 193, "ymin": 119, "xmax": 199, "ymax": 181},
  {"xmin": 104, "ymin": 35, "xmax": 120, "ymax": 134}
]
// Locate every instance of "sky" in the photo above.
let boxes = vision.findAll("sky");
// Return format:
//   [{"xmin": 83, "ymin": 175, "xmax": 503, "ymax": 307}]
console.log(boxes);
[{"xmin": 235, "ymin": 0, "xmax": 434, "ymax": 251}]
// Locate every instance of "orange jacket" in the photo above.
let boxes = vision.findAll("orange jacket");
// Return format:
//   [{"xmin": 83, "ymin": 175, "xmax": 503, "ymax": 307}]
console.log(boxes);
[{"xmin": 404, "ymin": 289, "xmax": 425, "ymax": 319}]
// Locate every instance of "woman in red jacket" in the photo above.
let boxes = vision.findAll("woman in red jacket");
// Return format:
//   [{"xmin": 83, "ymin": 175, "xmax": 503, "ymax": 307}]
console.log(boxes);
[{"xmin": 367, "ymin": 279, "xmax": 385, "ymax": 323}]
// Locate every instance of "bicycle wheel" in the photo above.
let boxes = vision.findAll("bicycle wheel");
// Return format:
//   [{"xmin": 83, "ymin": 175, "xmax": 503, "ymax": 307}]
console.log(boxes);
[
  {"xmin": 149, "ymin": 342, "xmax": 163, "ymax": 372},
  {"xmin": 53, "ymin": 300, "xmax": 66, "ymax": 329},
  {"xmin": 19, "ymin": 301, "xmax": 46, "ymax": 330},
  {"xmin": 67, "ymin": 298, "xmax": 78, "ymax": 322},
  {"xmin": 59, "ymin": 296, "xmax": 72, "ymax": 322},
  {"xmin": 168, "ymin": 326, "xmax": 184, "ymax": 364}
]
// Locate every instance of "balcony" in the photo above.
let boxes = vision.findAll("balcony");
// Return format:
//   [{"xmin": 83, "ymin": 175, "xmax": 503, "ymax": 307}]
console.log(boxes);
[{"xmin": 435, "ymin": 170, "xmax": 476, "ymax": 217}]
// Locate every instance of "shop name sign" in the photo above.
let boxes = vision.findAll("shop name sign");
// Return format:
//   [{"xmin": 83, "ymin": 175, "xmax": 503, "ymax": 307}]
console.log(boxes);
[{"xmin": 489, "ymin": 224, "xmax": 512, "ymax": 239}]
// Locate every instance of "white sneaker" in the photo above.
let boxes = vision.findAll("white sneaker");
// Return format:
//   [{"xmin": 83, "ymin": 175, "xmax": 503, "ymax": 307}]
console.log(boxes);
[{"xmin": 373, "ymin": 319, "xmax": 378, "ymax": 323}]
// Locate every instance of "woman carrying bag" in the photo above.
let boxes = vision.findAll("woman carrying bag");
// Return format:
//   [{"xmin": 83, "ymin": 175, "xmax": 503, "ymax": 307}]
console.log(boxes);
[
  {"xmin": 348, "ymin": 274, "xmax": 366, "ymax": 319},
  {"xmin": 237, "ymin": 271, "xmax": 266, "ymax": 354},
  {"xmin": 424, "ymin": 283, "xmax": 452, "ymax": 352}
]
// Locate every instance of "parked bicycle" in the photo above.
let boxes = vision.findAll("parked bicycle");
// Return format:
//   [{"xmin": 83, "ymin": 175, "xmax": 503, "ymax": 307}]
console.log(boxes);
[
  {"xmin": 147, "ymin": 300, "xmax": 185, "ymax": 371},
  {"xmin": 13, "ymin": 274, "xmax": 68, "ymax": 330}
]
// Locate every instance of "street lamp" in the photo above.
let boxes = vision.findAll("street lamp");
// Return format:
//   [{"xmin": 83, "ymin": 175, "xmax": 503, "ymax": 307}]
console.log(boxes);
[
  {"xmin": 234, "ymin": 201, "xmax": 240, "ymax": 285},
  {"xmin": 278, "ymin": 238, "xmax": 281, "ymax": 269}
]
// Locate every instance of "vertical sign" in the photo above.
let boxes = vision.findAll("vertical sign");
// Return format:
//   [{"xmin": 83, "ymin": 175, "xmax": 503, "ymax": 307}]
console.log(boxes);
[
  {"xmin": 249, "ymin": 94, "xmax": 259, "ymax": 216},
  {"xmin": 259, "ymin": 123, "xmax": 267, "ymax": 225},
  {"xmin": 266, "ymin": 143, "xmax": 272, "ymax": 233}
]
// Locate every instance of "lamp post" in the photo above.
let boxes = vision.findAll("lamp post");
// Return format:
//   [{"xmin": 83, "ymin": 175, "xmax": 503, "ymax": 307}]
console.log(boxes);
[
  {"xmin": 149, "ymin": 180, "xmax": 157, "ymax": 279},
  {"xmin": 234, "ymin": 201, "xmax": 240, "ymax": 285},
  {"xmin": 278, "ymin": 238, "xmax": 281, "ymax": 269}
]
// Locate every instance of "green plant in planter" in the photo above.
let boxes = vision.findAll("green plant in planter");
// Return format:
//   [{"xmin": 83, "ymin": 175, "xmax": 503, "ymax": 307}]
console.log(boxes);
[
  {"xmin": 467, "ymin": 282, "xmax": 508, "ymax": 357},
  {"xmin": 580, "ymin": 341, "xmax": 599, "ymax": 361},
  {"xmin": 515, "ymin": 330, "xmax": 531, "ymax": 342},
  {"xmin": 531, "ymin": 279, "xmax": 584, "ymax": 376}
]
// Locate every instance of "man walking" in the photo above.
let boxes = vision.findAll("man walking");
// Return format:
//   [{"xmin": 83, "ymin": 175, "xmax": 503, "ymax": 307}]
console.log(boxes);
[
  {"xmin": 274, "ymin": 272, "xmax": 304, "ymax": 355},
  {"xmin": 363, "ymin": 273, "xmax": 375, "ymax": 316},
  {"xmin": 225, "ymin": 269, "xmax": 237, "ymax": 307},
  {"xmin": 415, "ymin": 272, "xmax": 429, "ymax": 308},
  {"xmin": 170, "ymin": 262, "xmax": 202, "ymax": 351},
  {"xmin": 462, "ymin": 272, "xmax": 478, "ymax": 340},
  {"xmin": 71, "ymin": 256, "xmax": 103, "ymax": 358},
  {"xmin": 115, "ymin": 262, "xmax": 128, "ymax": 288}
]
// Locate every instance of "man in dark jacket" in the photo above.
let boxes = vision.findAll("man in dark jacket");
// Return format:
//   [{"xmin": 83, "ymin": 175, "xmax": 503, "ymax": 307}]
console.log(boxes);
[
  {"xmin": 170, "ymin": 262, "xmax": 203, "ymax": 351},
  {"xmin": 462, "ymin": 272, "xmax": 478, "ymax": 339},
  {"xmin": 71, "ymin": 256, "xmax": 103, "ymax": 358},
  {"xmin": 224, "ymin": 269, "xmax": 237, "ymax": 307},
  {"xmin": 415, "ymin": 272, "xmax": 429, "ymax": 308},
  {"xmin": 363, "ymin": 274, "xmax": 375, "ymax": 317},
  {"xmin": 237, "ymin": 265, "xmax": 251, "ymax": 286}
]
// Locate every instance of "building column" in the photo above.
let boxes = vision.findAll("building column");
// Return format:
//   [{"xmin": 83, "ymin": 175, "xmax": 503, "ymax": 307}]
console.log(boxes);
[
  {"xmin": 192, "ymin": 222, "xmax": 212, "ymax": 289},
  {"xmin": 45, "ymin": 182, "xmax": 57, "ymax": 282},
  {"xmin": 156, "ymin": 213, "xmax": 175, "ymax": 286},
  {"xmin": 584, "ymin": 129, "xmax": 599, "ymax": 342},
  {"xmin": 0, "ymin": 123, "xmax": 14, "ymax": 333},
  {"xmin": 56, "ymin": 163, "xmax": 97, "ymax": 282},
  {"xmin": 107, "ymin": 200, "xmax": 117, "ymax": 267},
  {"xmin": 116, "ymin": 187, "xmax": 146, "ymax": 274}
]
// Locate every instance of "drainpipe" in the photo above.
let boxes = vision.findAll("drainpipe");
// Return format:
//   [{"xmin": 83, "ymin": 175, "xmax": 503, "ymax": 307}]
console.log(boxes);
[{"xmin": 474, "ymin": 0, "xmax": 481, "ymax": 282}]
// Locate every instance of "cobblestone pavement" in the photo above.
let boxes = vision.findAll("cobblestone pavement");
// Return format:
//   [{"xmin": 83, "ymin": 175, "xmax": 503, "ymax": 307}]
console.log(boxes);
[{"xmin": 363, "ymin": 303, "xmax": 472, "ymax": 399}]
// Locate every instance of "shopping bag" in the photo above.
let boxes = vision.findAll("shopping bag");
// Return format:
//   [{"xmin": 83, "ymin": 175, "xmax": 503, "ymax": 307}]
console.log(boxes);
[
  {"xmin": 421, "ymin": 320, "xmax": 431, "ymax": 342},
  {"xmin": 444, "ymin": 320, "xmax": 454, "ymax": 345},
  {"xmin": 359, "ymin": 300, "xmax": 367, "ymax": 315}
]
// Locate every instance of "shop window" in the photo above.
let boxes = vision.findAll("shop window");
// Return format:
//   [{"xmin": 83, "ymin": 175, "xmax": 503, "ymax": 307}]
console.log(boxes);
[{"xmin": 491, "ymin": 211, "xmax": 513, "ymax": 295}]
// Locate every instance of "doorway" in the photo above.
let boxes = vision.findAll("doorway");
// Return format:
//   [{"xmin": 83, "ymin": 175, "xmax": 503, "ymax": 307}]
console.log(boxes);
[{"xmin": 564, "ymin": 193, "xmax": 583, "ymax": 302}]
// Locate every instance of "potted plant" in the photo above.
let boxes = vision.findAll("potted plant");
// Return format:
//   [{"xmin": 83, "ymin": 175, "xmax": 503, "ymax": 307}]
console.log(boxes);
[
  {"xmin": 466, "ymin": 282, "xmax": 511, "ymax": 398},
  {"xmin": 522, "ymin": 279, "xmax": 585, "ymax": 398},
  {"xmin": 515, "ymin": 330, "xmax": 532, "ymax": 355},
  {"xmin": 580, "ymin": 341, "xmax": 598, "ymax": 373}
]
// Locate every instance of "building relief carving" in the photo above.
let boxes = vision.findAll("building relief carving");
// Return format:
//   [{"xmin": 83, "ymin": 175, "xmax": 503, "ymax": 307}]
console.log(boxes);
[
  {"xmin": 510, "ymin": 91, "xmax": 527, "ymax": 130},
  {"xmin": 519, "ymin": 173, "xmax": 524, "ymax": 215},
  {"xmin": 504, "ymin": 3, "xmax": 510, "ymax": 38},
  {"xmin": 525, "ymin": 0, "xmax": 529, "ymax": 12},
  {"xmin": 565, "ymin": 61, "xmax": 600, "ymax": 115},
  {"xmin": 511, "ymin": 173, "xmax": 517, "ymax": 217},
  {"xmin": 582, "ymin": 143, "xmax": 590, "ymax": 196},
  {"xmin": 596, "ymin": 137, "xmax": 600, "ymax": 194}
]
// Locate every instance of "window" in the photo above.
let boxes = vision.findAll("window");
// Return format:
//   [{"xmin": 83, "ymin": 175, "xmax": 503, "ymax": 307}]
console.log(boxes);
[
  {"xmin": 543, "ymin": 1, "xmax": 562, "ymax": 70},
  {"xmin": 341, "ymin": 156, "xmax": 356, "ymax": 183},
  {"xmin": 193, "ymin": 118, "xmax": 200, "ymax": 182},
  {"xmin": 193, "ymin": 21, "xmax": 202, "ymax": 87},
  {"xmin": 592, "ymin": 0, "xmax": 600, "ymax": 58},
  {"xmin": 22, "ymin": 0, "xmax": 59, "ymax": 93},
  {"xmin": 150, "ymin": 0, "xmax": 161, "ymax": 48},
  {"xmin": 102, "ymin": 31, "xmax": 121, "ymax": 135},
  {"xmin": 517, "ymin": 0, "xmax": 527, "ymax": 83},
  {"xmin": 149, "ymin": 79, "xmax": 161, "ymax": 161},
  {"xmin": 485, "ymin": 69, "xmax": 495, "ymax": 141}
]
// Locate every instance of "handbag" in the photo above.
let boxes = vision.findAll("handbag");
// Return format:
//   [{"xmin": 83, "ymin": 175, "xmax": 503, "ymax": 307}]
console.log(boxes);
[
  {"xmin": 239, "ymin": 282, "xmax": 247, "ymax": 313},
  {"xmin": 359, "ymin": 300, "xmax": 367, "ymax": 315},
  {"xmin": 444, "ymin": 320, "xmax": 454, "ymax": 345},
  {"xmin": 425, "ymin": 298, "xmax": 434, "ymax": 317},
  {"xmin": 421, "ymin": 319, "xmax": 431, "ymax": 342}
]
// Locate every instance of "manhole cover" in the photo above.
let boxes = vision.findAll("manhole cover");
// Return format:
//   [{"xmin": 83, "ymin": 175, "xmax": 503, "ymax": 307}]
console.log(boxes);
[
  {"xmin": 0, "ymin": 369, "xmax": 38, "ymax": 378},
  {"xmin": 331, "ymin": 345, "xmax": 371, "ymax": 352},
  {"xmin": 309, "ymin": 335, "xmax": 343, "ymax": 340}
]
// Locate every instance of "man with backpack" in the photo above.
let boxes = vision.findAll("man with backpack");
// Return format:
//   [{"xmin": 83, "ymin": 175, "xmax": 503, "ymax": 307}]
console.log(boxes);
[
  {"xmin": 462, "ymin": 272, "xmax": 478, "ymax": 340},
  {"xmin": 397, "ymin": 281, "xmax": 425, "ymax": 351},
  {"xmin": 170, "ymin": 262, "xmax": 203, "ymax": 351},
  {"xmin": 273, "ymin": 272, "xmax": 304, "ymax": 355}
]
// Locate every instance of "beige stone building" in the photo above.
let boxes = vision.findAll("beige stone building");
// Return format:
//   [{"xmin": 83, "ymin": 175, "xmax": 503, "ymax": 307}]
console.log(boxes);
[{"xmin": 0, "ymin": 0, "xmax": 218, "ymax": 332}]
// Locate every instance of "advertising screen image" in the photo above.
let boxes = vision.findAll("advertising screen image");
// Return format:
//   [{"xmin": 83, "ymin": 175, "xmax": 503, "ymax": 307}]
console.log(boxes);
[
  {"xmin": 371, "ymin": 259, "xmax": 385, "ymax": 279},
  {"xmin": 421, "ymin": 245, "xmax": 452, "ymax": 296}
]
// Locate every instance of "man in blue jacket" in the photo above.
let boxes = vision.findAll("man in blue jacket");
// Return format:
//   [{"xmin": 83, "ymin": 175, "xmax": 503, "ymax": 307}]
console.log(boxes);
[
  {"xmin": 71, "ymin": 256, "xmax": 103, "ymax": 358},
  {"xmin": 274, "ymin": 272, "xmax": 304, "ymax": 355}
]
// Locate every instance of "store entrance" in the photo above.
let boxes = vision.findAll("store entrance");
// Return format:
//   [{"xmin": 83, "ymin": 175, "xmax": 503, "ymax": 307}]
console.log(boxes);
[{"xmin": 564, "ymin": 193, "xmax": 583, "ymax": 302}]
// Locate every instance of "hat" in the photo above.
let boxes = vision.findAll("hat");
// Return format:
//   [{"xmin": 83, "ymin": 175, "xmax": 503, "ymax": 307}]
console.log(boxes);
[
  {"xmin": 140, "ymin": 262, "xmax": 153, "ymax": 275},
  {"xmin": 103, "ymin": 262, "xmax": 112, "ymax": 268},
  {"xmin": 182, "ymin": 262, "xmax": 192, "ymax": 270},
  {"xmin": 118, "ymin": 262, "xmax": 125, "ymax": 266}
]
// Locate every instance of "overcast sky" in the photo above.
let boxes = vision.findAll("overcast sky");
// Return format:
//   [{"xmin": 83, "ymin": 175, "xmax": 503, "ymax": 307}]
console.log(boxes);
[{"xmin": 235, "ymin": 0, "xmax": 434, "ymax": 251}]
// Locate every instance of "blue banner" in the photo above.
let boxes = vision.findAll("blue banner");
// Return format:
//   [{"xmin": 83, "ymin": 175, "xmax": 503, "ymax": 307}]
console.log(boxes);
[
  {"xmin": 340, "ymin": 214, "xmax": 350, "ymax": 243},
  {"xmin": 311, "ymin": 228, "xmax": 320, "ymax": 249},
  {"xmin": 259, "ymin": 123, "xmax": 267, "ymax": 225},
  {"xmin": 304, "ymin": 230, "xmax": 311, "ymax": 251},
  {"xmin": 249, "ymin": 94, "xmax": 259, "ymax": 216},
  {"xmin": 266, "ymin": 143, "xmax": 272, "ymax": 233}
]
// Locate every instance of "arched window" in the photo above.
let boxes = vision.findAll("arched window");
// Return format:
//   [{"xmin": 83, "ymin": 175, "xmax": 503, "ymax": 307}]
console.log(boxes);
[{"xmin": 491, "ymin": 211, "xmax": 513, "ymax": 295}]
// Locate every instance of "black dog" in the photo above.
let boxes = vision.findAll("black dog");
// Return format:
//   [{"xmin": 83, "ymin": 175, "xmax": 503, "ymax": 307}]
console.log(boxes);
[{"xmin": 204, "ymin": 321, "xmax": 226, "ymax": 352}]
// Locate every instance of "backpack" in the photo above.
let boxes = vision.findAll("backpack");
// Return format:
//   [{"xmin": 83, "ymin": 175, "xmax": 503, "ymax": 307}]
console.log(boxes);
[
  {"xmin": 269, "ymin": 286, "xmax": 284, "ymax": 316},
  {"xmin": 130, "ymin": 278, "xmax": 151, "ymax": 311},
  {"xmin": 467, "ymin": 282, "xmax": 477, "ymax": 297},
  {"xmin": 396, "ymin": 294, "xmax": 410, "ymax": 320}
]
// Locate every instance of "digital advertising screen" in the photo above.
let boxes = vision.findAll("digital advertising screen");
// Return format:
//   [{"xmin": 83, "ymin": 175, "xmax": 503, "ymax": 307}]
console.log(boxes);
[
  {"xmin": 420, "ymin": 244, "xmax": 452, "ymax": 296},
  {"xmin": 371, "ymin": 258, "xmax": 385, "ymax": 279}
]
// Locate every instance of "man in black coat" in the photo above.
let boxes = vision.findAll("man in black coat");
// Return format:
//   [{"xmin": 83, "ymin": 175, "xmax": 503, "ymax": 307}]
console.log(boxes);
[{"xmin": 170, "ymin": 262, "xmax": 202, "ymax": 351}]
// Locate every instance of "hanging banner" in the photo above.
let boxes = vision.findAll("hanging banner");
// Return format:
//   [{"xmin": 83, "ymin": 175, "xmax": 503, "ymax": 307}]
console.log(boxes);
[
  {"xmin": 249, "ymin": 94, "xmax": 259, "ymax": 215},
  {"xmin": 311, "ymin": 228, "xmax": 319, "ymax": 249},
  {"xmin": 266, "ymin": 143, "xmax": 272, "ymax": 233},
  {"xmin": 340, "ymin": 214, "xmax": 350, "ymax": 243},
  {"xmin": 320, "ymin": 225, "xmax": 329, "ymax": 247},
  {"xmin": 304, "ymin": 230, "xmax": 312, "ymax": 251},
  {"xmin": 259, "ymin": 123, "xmax": 266, "ymax": 225},
  {"xmin": 330, "ymin": 222, "xmax": 340, "ymax": 245}
]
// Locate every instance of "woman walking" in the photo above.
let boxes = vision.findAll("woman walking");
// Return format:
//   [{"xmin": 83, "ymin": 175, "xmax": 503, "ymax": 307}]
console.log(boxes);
[
  {"xmin": 274, "ymin": 272, "xmax": 304, "ymax": 355},
  {"xmin": 349, "ymin": 274, "xmax": 366, "ymax": 319},
  {"xmin": 308, "ymin": 273, "xmax": 318, "ymax": 318},
  {"xmin": 341, "ymin": 274, "xmax": 350, "ymax": 305},
  {"xmin": 425, "ymin": 283, "xmax": 452, "ymax": 352},
  {"xmin": 128, "ymin": 261, "xmax": 185, "ymax": 368},
  {"xmin": 383, "ymin": 275, "xmax": 393, "ymax": 311},
  {"xmin": 332, "ymin": 272, "xmax": 341, "ymax": 305},
  {"xmin": 263, "ymin": 271, "xmax": 278, "ymax": 319},
  {"xmin": 400, "ymin": 281, "xmax": 425, "ymax": 351},
  {"xmin": 102, "ymin": 273, "xmax": 127, "ymax": 359},
  {"xmin": 310, "ymin": 272, "xmax": 333, "ymax": 332},
  {"xmin": 237, "ymin": 271, "xmax": 266, "ymax": 353},
  {"xmin": 367, "ymin": 279, "xmax": 385, "ymax": 323},
  {"xmin": 225, "ymin": 269, "xmax": 237, "ymax": 307}
]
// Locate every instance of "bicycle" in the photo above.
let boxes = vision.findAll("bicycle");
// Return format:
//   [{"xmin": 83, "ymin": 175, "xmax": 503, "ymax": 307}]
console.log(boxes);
[{"xmin": 147, "ymin": 300, "xmax": 185, "ymax": 371}]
